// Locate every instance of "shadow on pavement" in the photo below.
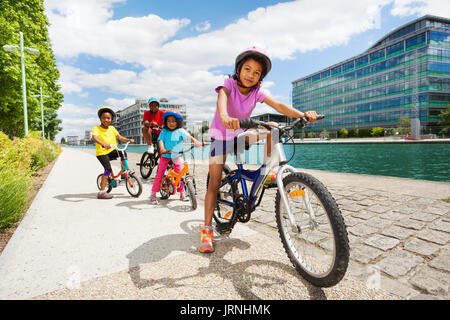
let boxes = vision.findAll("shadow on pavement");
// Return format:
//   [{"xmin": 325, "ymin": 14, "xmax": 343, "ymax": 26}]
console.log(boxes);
[
  {"xmin": 126, "ymin": 219, "xmax": 326, "ymax": 300},
  {"xmin": 54, "ymin": 193, "xmax": 131, "ymax": 202},
  {"xmin": 117, "ymin": 198, "xmax": 195, "ymax": 213}
]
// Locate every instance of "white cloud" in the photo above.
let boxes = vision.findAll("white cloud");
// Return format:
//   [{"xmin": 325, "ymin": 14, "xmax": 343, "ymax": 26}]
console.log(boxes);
[
  {"xmin": 104, "ymin": 97, "xmax": 136, "ymax": 109},
  {"xmin": 45, "ymin": 0, "xmax": 190, "ymax": 66},
  {"xmin": 58, "ymin": 103, "xmax": 97, "ymax": 116},
  {"xmin": 194, "ymin": 21, "xmax": 211, "ymax": 32},
  {"xmin": 391, "ymin": 0, "xmax": 450, "ymax": 17},
  {"xmin": 49, "ymin": 0, "xmax": 445, "ymax": 140}
]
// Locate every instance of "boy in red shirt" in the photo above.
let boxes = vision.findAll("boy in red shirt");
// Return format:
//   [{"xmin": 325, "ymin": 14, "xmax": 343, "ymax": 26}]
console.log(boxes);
[{"xmin": 142, "ymin": 97, "xmax": 164, "ymax": 154}]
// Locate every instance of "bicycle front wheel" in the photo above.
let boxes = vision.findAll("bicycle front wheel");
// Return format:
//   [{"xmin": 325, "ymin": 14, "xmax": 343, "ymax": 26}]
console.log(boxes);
[
  {"xmin": 275, "ymin": 172, "xmax": 349, "ymax": 287},
  {"xmin": 186, "ymin": 180, "xmax": 197, "ymax": 210},
  {"xmin": 126, "ymin": 173, "xmax": 142, "ymax": 197},
  {"xmin": 139, "ymin": 152, "xmax": 155, "ymax": 179}
]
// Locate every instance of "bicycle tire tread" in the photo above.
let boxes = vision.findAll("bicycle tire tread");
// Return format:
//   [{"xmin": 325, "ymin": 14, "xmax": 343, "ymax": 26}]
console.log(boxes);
[{"xmin": 275, "ymin": 172, "xmax": 349, "ymax": 287}]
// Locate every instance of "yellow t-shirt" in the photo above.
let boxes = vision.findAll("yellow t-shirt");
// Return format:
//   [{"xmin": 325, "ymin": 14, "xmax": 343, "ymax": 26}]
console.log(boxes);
[{"xmin": 92, "ymin": 125, "xmax": 119, "ymax": 156}]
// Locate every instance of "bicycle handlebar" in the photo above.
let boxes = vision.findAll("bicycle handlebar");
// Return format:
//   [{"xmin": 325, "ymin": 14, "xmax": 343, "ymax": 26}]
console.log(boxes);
[
  {"xmin": 107, "ymin": 141, "xmax": 130, "ymax": 152},
  {"xmin": 239, "ymin": 114, "xmax": 325, "ymax": 131},
  {"xmin": 162, "ymin": 142, "xmax": 205, "ymax": 155}
]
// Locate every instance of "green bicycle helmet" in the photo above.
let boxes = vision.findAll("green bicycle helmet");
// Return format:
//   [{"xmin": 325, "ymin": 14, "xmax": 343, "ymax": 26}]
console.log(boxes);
[{"xmin": 97, "ymin": 106, "xmax": 116, "ymax": 120}]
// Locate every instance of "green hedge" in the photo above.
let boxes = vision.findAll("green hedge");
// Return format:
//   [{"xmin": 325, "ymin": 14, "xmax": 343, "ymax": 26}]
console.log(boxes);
[{"xmin": 0, "ymin": 131, "xmax": 61, "ymax": 229}]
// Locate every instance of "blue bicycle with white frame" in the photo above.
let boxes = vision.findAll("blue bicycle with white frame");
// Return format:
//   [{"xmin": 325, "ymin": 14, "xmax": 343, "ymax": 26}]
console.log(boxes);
[{"xmin": 207, "ymin": 116, "xmax": 349, "ymax": 287}]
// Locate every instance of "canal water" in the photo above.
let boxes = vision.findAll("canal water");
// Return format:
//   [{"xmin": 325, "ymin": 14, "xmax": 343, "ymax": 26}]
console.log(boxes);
[{"xmin": 72, "ymin": 143, "xmax": 450, "ymax": 182}]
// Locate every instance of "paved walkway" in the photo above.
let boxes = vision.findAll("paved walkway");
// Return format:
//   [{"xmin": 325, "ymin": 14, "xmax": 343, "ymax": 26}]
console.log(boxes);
[{"xmin": 0, "ymin": 147, "xmax": 448, "ymax": 299}]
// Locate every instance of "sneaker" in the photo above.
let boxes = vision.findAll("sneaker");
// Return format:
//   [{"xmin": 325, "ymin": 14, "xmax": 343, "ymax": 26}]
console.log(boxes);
[
  {"xmin": 180, "ymin": 192, "xmax": 189, "ymax": 201},
  {"xmin": 149, "ymin": 194, "xmax": 159, "ymax": 205},
  {"xmin": 97, "ymin": 192, "xmax": 113, "ymax": 199},
  {"xmin": 198, "ymin": 225, "xmax": 215, "ymax": 253},
  {"xmin": 148, "ymin": 145, "xmax": 154, "ymax": 154}
]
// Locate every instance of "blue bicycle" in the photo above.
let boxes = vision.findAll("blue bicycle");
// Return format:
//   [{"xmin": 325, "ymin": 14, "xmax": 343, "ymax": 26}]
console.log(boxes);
[{"xmin": 207, "ymin": 116, "xmax": 349, "ymax": 287}]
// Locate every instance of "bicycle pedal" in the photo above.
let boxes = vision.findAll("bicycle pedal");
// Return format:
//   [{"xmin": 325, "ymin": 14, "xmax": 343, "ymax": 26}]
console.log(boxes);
[{"xmin": 215, "ymin": 222, "xmax": 233, "ymax": 234}]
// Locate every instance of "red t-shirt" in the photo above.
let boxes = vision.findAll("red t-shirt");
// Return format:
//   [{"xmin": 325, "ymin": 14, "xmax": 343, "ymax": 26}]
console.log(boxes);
[{"xmin": 143, "ymin": 110, "xmax": 164, "ymax": 135}]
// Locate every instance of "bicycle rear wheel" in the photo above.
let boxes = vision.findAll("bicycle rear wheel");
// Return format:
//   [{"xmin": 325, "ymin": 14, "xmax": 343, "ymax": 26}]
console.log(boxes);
[
  {"xmin": 125, "ymin": 173, "xmax": 142, "ymax": 197},
  {"xmin": 139, "ymin": 152, "xmax": 155, "ymax": 179},
  {"xmin": 275, "ymin": 172, "xmax": 349, "ymax": 287},
  {"xmin": 96, "ymin": 174, "xmax": 112, "ymax": 193}
]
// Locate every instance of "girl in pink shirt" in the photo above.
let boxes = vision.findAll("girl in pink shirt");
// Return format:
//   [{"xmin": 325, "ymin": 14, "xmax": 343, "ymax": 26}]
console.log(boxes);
[{"xmin": 199, "ymin": 46, "xmax": 318, "ymax": 253}]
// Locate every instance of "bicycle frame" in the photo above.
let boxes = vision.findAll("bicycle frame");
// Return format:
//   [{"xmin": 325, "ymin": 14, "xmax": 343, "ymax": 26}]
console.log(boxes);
[
  {"xmin": 160, "ymin": 146, "xmax": 194, "ymax": 193},
  {"xmin": 160, "ymin": 162, "xmax": 190, "ymax": 193},
  {"xmin": 216, "ymin": 126, "xmax": 313, "ymax": 228},
  {"xmin": 109, "ymin": 143, "xmax": 133, "ymax": 183}
]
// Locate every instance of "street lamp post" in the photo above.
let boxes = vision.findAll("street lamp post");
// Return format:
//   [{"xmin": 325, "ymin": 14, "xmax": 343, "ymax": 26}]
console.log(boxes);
[
  {"xmin": 32, "ymin": 87, "xmax": 50, "ymax": 140},
  {"xmin": 2, "ymin": 32, "xmax": 40, "ymax": 136}
]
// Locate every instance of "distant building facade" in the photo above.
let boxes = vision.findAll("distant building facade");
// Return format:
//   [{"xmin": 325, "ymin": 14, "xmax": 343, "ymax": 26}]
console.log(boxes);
[
  {"xmin": 292, "ymin": 15, "xmax": 450, "ymax": 136},
  {"xmin": 114, "ymin": 98, "xmax": 187, "ymax": 144}
]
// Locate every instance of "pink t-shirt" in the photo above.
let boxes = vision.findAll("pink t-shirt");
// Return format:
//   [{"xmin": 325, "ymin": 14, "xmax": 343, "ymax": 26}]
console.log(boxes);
[{"xmin": 209, "ymin": 78, "xmax": 267, "ymax": 141}]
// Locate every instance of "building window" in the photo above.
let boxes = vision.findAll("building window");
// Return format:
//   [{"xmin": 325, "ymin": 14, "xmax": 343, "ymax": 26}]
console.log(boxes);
[
  {"xmin": 406, "ymin": 32, "xmax": 426, "ymax": 50},
  {"xmin": 331, "ymin": 65, "xmax": 342, "ymax": 76},
  {"xmin": 343, "ymin": 61, "xmax": 354, "ymax": 72},
  {"xmin": 386, "ymin": 41, "xmax": 404, "ymax": 57},
  {"xmin": 355, "ymin": 55, "xmax": 368, "ymax": 68},
  {"xmin": 370, "ymin": 48, "xmax": 385, "ymax": 63},
  {"xmin": 321, "ymin": 70, "xmax": 330, "ymax": 79}
]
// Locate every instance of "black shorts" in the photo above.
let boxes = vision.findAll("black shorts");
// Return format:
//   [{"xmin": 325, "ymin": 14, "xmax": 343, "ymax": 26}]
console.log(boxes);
[
  {"xmin": 209, "ymin": 137, "xmax": 250, "ymax": 157},
  {"xmin": 96, "ymin": 149, "xmax": 123, "ymax": 172}
]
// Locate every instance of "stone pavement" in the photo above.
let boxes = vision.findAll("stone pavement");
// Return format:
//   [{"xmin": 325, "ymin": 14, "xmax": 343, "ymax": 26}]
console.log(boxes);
[
  {"xmin": 1, "ymin": 147, "xmax": 448, "ymax": 300},
  {"xmin": 0, "ymin": 148, "xmax": 400, "ymax": 300},
  {"xmin": 140, "ymin": 151, "xmax": 450, "ymax": 300}
]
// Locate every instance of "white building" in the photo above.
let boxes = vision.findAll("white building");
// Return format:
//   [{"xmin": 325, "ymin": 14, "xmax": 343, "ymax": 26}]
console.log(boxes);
[{"xmin": 115, "ymin": 98, "xmax": 187, "ymax": 145}]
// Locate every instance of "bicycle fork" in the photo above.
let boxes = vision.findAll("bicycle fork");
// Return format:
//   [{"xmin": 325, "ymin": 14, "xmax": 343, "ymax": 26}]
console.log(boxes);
[{"xmin": 277, "ymin": 164, "xmax": 318, "ymax": 233}]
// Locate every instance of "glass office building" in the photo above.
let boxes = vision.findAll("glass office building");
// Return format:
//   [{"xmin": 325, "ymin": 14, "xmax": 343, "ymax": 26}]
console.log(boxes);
[{"xmin": 292, "ymin": 15, "xmax": 450, "ymax": 136}]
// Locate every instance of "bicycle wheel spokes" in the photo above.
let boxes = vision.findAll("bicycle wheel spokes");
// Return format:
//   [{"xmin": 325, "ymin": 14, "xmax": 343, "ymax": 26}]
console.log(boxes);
[
  {"xmin": 126, "ymin": 174, "xmax": 142, "ymax": 197},
  {"xmin": 283, "ymin": 182, "xmax": 336, "ymax": 276},
  {"xmin": 275, "ymin": 171, "xmax": 350, "ymax": 288},
  {"xmin": 139, "ymin": 153, "xmax": 154, "ymax": 179}
]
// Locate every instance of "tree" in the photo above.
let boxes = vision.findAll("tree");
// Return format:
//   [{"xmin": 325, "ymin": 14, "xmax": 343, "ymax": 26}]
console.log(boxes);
[
  {"xmin": 438, "ymin": 105, "xmax": 450, "ymax": 136},
  {"xmin": 0, "ymin": 0, "xmax": 63, "ymax": 138},
  {"xmin": 370, "ymin": 127, "xmax": 385, "ymax": 137},
  {"xmin": 31, "ymin": 108, "xmax": 62, "ymax": 140},
  {"xmin": 60, "ymin": 137, "xmax": 66, "ymax": 144},
  {"xmin": 399, "ymin": 116, "xmax": 411, "ymax": 135},
  {"xmin": 338, "ymin": 128, "xmax": 348, "ymax": 138}
]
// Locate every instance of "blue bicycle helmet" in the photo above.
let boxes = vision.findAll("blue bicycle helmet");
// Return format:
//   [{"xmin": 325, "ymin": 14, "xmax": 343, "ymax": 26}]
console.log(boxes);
[
  {"xmin": 148, "ymin": 97, "xmax": 160, "ymax": 107},
  {"xmin": 162, "ymin": 109, "xmax": 183, "ymax": 130}
]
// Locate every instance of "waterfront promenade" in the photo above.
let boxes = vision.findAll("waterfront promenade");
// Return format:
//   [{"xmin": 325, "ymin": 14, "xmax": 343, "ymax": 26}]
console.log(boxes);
[{"xmin": 0, "ymin": 147, "xmax": 448, "ymax": 300}]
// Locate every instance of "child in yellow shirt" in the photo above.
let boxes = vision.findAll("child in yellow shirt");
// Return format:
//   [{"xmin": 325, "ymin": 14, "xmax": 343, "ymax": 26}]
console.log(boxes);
[{"xmin": 92, "ymin": 106, "xmax": 134, "ymax": 199}]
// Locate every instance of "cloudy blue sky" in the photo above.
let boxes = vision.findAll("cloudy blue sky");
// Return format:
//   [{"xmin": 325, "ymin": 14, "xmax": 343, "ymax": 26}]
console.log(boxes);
[{"xmin": 44, "ymin": 0, "xmax": 450, "ymax": 142}]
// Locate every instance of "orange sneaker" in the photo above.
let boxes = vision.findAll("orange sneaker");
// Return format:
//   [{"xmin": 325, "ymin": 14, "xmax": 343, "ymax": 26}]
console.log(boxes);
[{"xmin": 198, "ymin": 225, "xmax": 215, "ymax": 253}]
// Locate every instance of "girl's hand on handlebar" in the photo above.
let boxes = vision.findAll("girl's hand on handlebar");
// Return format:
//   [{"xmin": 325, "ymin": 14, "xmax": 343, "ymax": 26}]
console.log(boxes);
[
  {"xmin": 304, "ymin": 111, "xmax": 318, "ymax": 123},
  {"xmin": 221, "ymin": 115, "xmax": 240, "ymax": 130},
  {"xmin": 103, "ymin": 143, "xmax": 111, "ymax": 149},
  {"xmin": 129, "ymin": 139, "xmax": 135, "ymax": 144}
]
